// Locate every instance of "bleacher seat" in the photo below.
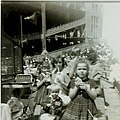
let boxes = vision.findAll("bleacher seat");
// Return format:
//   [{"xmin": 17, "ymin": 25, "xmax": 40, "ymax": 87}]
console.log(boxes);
[{"xmin": 15, "ymin": 74, "xmax": 33, "ymax": 83}]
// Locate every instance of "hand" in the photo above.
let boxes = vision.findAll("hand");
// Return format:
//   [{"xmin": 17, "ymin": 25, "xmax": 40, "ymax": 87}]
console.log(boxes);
[
  {"xmin": 56, "ymin": 77, "xmax": 62, "ymax": 84},
  {"xmin": 75, "ymin": 77, "xmax": 82, "ymax": 88},
  {"xmin": 55, "ymin": 73, "xmax": 63, "ymax": 84},
  {"xmin": 79, "ymin": 83, "xmax": 90, "ymax": 91},
  {"xmin": 79, "ymin": 82, "xmax": 87, "ymax": 90},
  {"xmin": 43, "ymin": 75, "xmax": 51, "ymax": 83},
  {"xmin": 75, "ymin": 77, "xmax": 82, "ymax": 82},
  {"xmin": 46, "ymin": 103, "xmax": 51, "ymax": 107},
  {"xmin": 43, "ymin": 77, "xmax": 48, "ymax": 83}
]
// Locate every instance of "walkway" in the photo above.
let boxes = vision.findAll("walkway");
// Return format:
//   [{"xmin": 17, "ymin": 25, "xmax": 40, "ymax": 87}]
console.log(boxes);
[{"xmin": 101, "ymin": 79, "xmax": 120, "ymax": 120}]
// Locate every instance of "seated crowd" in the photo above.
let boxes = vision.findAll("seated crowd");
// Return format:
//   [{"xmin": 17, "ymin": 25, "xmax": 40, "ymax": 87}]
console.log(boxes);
[{"xmin": 6, "ymin": 46, "xmax": 109, "ymax": 120}]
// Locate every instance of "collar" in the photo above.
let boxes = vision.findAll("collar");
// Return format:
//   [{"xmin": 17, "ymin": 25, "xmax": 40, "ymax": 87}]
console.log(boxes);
[{"xmin": 82, "ymin": 77, "xmax": 89, "ymax": 82}]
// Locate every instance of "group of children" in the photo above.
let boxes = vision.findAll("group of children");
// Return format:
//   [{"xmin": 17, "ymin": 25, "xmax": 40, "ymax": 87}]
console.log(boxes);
[
  {"xmin": 34, "ymin": 55, "xmax": 101, "ymax": 120},
  {"xmin": 7, "ymin": 48, "xmax": 103, "ymax": 120}
]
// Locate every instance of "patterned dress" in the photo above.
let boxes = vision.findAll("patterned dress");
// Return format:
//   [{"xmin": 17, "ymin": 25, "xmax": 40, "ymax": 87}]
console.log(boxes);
[{"xmin": 61, "ymin": 78, "xmax": 98, "ymax": 120}]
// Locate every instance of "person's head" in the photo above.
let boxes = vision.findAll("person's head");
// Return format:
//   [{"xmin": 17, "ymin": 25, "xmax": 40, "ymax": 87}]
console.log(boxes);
[
  {"xmin": 75, "ymin": 59, "xmax": 90, "ymax": 79},
  {"xmin": 47, "ymin": 84, "xmax": 60, "ymax": 99},
  {"xmin": 93, "ymin": 72, "xmax": 102, "ymax": 81},
  {"xmin": 57, "ymin": 58, "xmax": 63, "ymax": 70},
  {"xmin": 41, "ymin": 61, "xmax": 50, "ymax": 74},
  {"xmin": 56, "ymin": 57, "xmax": 65, "ymax": 71}
]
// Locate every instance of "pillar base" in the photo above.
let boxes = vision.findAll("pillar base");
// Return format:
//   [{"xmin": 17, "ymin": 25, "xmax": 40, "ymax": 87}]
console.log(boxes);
[{"xmin": 41, "ymin": 49, "xmax": 48, "ymax": 55}]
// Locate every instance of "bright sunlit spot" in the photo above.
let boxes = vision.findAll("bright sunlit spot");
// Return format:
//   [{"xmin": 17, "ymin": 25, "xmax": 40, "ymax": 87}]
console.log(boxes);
[{"xmin": 103, "ymin": 3, "xmax": 120, "ymax": 61}]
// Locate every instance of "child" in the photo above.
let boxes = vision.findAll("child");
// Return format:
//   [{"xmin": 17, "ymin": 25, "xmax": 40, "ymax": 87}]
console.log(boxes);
[
  {"xmin": 93, "ymin": 72, "xmax": 103, "ymax": 97},
  {"xmin": 34, "ymin": 62, "xmax": 51, "ymax": 105},
  {"xmin": 7, "ymin": 88, "xmax": 24, "ymax": 120},
  {"xmin": 52, "ymin": 57, "xmax": 71, "ymax": 96},
  {"xmin": 61, "ymin": 58, "xmax": 98, "ymax": 120},
  {"xmin": 40, "ymin": 84, "xmax": 64, "ymax": 120}
]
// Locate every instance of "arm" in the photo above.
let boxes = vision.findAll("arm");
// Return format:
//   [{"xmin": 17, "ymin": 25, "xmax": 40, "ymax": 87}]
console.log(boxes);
[
  {"xmin": 69, "ymin": 78, "xmax": 82, "ymax": 99},
  {"xmin": 36, "ymin": 79, "xmax": 45, "ymax": 88},
  {"xmin": 95, "ymin": 86, "xmax": 102, "ymax": 96},
  {"xmin": 36, "ymin": 77, "xmax": 47, "ymax": 88},
  {"xmin": 69, "ymin": 56, "xmax": 79, "ymax": 78},
  {"xmin": 37, "ymin": 73, "xmax": 52, "ymax": 88},
  {"xmin": 69, "ymin": 86, "xmax": 78, "ymax": 99},
  {"xmin": 86, "ymin": 88, "xmax": 97, "ymax": 100},
  {"xmin": 84, "ymin": 83, "xmax": 97, "ymax": 100}
]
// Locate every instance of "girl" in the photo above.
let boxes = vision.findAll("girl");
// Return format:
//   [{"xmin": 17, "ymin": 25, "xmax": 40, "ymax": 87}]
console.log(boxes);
[
  {"xmin": 51, "ymin": 56, "xmax": 71, "ymax": 107},
  {"xmin": 61, "ymin": 58, "xmax": 98, "ymax": 120},
  {"xmin": 34, "ymin": 61, "xmax": 51, "ymax": 105},
  {"xmin": 52, "ymin": 56, "xmax": 70, "ymax": 95}
]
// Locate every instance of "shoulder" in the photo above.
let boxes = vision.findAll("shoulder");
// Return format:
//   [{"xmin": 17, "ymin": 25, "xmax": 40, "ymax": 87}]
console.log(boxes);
[
  {"xmin": 87, "ymin": 78, "xmax": 98, "ymax": 88},
  {"xmin": 87, "ymin": 78, "xmax": 95, "ymax": 83}
]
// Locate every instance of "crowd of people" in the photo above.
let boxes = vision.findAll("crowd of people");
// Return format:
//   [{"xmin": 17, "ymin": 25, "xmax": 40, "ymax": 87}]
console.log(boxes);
[{"xmin": 5, "ymin": 44, "xmax": 120, "ymax": 120}]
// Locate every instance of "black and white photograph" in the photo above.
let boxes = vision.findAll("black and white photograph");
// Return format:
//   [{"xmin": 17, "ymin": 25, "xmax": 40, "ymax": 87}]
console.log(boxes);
[{"xmin": 1, "ymin": 1, "xmax": 120, "ymax": 120}]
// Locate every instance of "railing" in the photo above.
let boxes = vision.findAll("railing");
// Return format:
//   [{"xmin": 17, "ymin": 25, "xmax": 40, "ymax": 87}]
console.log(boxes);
[
  {"xmin": 46, "ymin": 18, "xmax": 85, "ymax": 36},
  {"xmin": 114, "ymin": 80, "xmax": 120, "ymax": 94},
  {"xmin": 22, "ymin": 18, "xmax": 85, "ymax": 41},
  {"xmin": 31, "ymin": 42, "xmax": 89, "ymax": 59}
]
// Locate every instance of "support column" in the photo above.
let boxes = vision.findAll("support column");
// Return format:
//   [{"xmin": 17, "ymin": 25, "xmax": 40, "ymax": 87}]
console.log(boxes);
[
  {"xmin": 20, "ymin": 15, "xmax": 24, "ymax": 73},
  {"xmin": 20, "ymin": 15, "xmax": 23, "ymax": 48},
  {"xmin": 41, "ymin": 2, "xmax": 47, "ymax": 55}
]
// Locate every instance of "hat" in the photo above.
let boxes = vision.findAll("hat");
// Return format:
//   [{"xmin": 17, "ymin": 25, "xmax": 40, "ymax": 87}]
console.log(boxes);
[{"xmin": 40, "ymin": 113, "xmax": 56, "ymax": 120}]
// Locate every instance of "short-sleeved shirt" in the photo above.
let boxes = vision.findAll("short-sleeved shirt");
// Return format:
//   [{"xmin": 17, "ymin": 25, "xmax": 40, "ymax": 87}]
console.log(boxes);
[{"xmin": 70, "ymin": 78, "xmax": 98, "ymax": 99}]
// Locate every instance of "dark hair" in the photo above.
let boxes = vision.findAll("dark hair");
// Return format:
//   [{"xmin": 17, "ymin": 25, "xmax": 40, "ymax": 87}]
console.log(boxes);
[
  {"xmin": 51, "ymin": 57, "xmax": 57, "ymax": 68},
  {"xmin": 57, "ymin": 57, "xmax": 66, "ymax": 68}
]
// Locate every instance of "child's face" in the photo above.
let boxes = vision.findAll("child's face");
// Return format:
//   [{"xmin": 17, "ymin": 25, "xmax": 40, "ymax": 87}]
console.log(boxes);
[
  {"xmin": 76, "ymin": 63, "xmax": 88, "ymax": 79},
  {"xmin": 41, "ymin": 66, "xmax": 50, "ymax": 73},
  {"xmin": 94, "ymin": 74, "xmax": 102, "ymax": 81},
  {"xmin": 51, "ymin": 91, "xmax": 59, "ymax": 99},
  {"xmin": 57, "ymin": 59, "xmax": 63, "ymax": 70}
]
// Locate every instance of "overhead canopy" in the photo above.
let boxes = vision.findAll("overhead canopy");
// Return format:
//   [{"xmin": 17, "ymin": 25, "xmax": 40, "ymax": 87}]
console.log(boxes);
[{"xmin": 2, "ymin": 1, "xmax": 85, "ymax": 38}]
